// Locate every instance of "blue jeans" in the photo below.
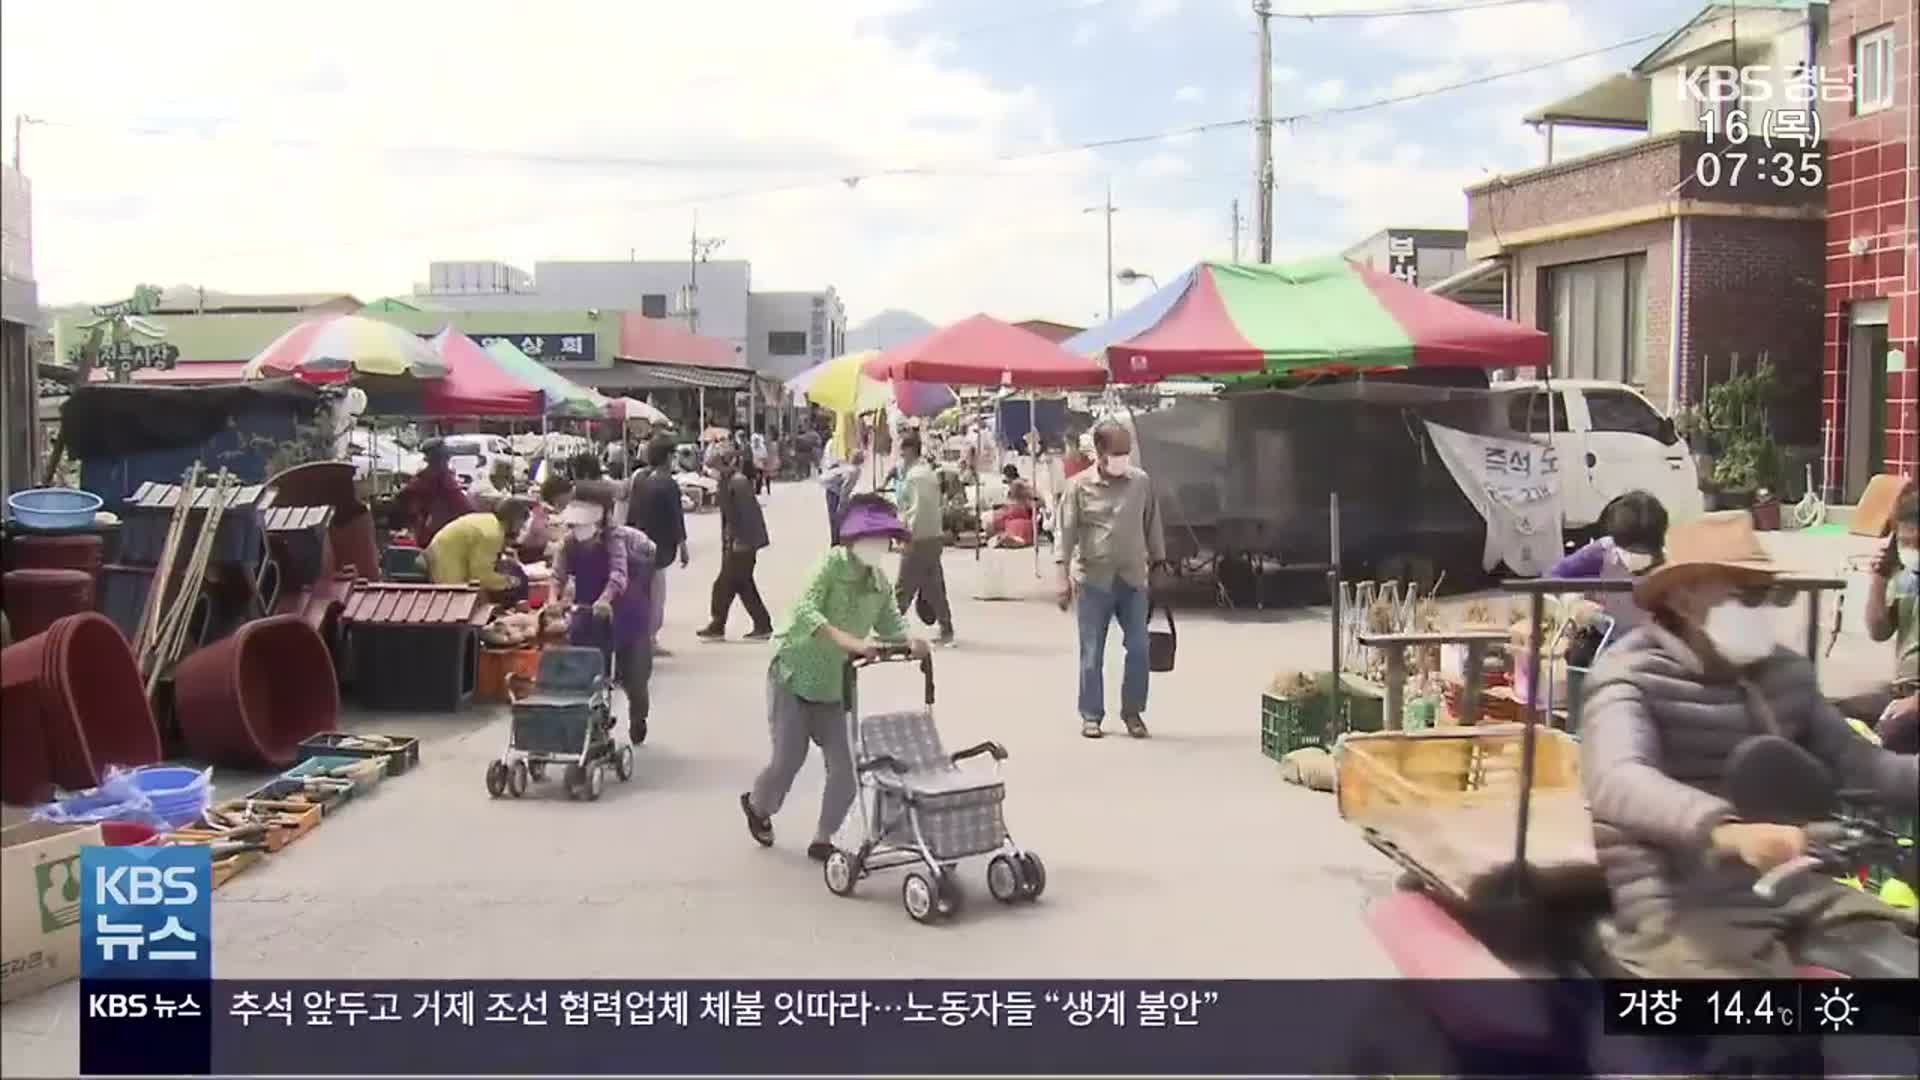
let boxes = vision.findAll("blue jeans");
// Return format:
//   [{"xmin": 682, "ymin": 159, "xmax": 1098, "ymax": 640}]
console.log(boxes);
[{"xmin": 1075, "ymin": 578, "xmax": 1149, "ymax": 723}]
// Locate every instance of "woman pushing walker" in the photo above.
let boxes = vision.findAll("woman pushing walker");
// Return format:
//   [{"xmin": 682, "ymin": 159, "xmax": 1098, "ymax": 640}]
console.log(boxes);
[
  {"xmin": 740, "ymin": 494, "xmax": 930, "ymax": 861},
  {"xmin": 552, "ymin": 482, "xmax": 657, "ymax": 746}
]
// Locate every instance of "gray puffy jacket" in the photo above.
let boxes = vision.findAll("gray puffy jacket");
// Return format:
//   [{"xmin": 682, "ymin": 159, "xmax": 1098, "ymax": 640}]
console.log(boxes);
[{"xmin": 1580, "ymin": 621, "xmax": 1918, "ymax": 927}]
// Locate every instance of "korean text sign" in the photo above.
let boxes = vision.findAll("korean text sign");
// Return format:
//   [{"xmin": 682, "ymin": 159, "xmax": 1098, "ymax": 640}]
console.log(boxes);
[{"xmin": 81, "ymin": 845, "xmax": 211, "ymax": 980}]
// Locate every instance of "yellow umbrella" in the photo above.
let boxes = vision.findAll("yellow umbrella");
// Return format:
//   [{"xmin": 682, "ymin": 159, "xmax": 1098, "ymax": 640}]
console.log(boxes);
[{"xmin": 786, "ymin": 351, "xmax": 893, "ymax": 414}]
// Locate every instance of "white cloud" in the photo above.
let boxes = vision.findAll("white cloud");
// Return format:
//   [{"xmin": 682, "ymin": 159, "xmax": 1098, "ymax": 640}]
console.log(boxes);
[
  {"xmin": 1173, "ymin": 85, "xmax": 1207, "ymax": 105},
  {"xmin": 1304, "ymin": 79, "xmax": 1347, "ymax": 107},
  {"xmin": 0, "ymin": 0, "xmax": 1225, "ymax": 326},
  {"xmin": 1134, "ymin": 0, "xmax": 1184, "ymax": 25},
  {"xmin": 1271, "ymin": 65, "xmax": 1301, "ymax": 84},
  {"xmin": 1070, "ymin": 21, "xmax": 1098, "ymax": 48},
  {"xmin": 1137, "ymin": 152, "xmax": 1193, "ymax": 179}
]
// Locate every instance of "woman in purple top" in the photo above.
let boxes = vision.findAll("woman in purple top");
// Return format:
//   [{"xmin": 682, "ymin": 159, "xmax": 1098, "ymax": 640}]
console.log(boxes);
[
  {"xmin": 1549, "ymin": 490, "xmax": 1669, "ymax": 646},
  {"xmin": 553, "ymin": 483, "xmax": 657, "ymax": 745}
]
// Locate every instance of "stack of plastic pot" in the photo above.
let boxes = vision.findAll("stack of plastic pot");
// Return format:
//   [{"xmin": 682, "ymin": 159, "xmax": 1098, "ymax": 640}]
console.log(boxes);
[{"xmin": 0, "ymin": 612, "xmax": 163, "ymax": 804}]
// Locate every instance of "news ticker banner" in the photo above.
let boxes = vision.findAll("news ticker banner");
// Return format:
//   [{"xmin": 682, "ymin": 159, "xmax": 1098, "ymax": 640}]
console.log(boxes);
[
  {"xmin": 77, "ymin": 977, "xmax": 1920, "ymax": 1076},
  {"xmin": 78, "ymin": 847, "xmax": 1920, "ymax": 1076}
]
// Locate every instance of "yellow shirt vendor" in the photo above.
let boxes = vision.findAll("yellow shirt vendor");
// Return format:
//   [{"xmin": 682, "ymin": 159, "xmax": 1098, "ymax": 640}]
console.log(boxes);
[{"xmin": 422, "ymin": 499, "xmax": 532, "ymax": 592}]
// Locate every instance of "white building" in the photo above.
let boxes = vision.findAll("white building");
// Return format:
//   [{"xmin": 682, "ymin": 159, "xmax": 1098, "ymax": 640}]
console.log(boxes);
[
  {"xmin": 748, "ymin": 289, "xmax": 847, "ymax": 382},
  {"xmin": 412, "ymin": 257, "xmax": 843, "ymax": 381}
]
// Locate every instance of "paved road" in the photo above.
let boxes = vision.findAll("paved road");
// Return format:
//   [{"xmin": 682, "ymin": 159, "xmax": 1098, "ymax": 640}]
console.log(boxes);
[{"xmin": 3, "ymin": 481, "xmax": 1400, "ymax": 1074}]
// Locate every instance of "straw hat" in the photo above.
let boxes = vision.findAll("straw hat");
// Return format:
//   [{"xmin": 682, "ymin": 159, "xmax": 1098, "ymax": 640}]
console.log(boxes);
[{"xmin": 1633, "ymin": 510, "xmax": 1779, "ymax": 610}]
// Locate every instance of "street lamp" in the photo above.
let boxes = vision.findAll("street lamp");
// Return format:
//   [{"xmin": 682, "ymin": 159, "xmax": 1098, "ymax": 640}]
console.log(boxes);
[{"xmin": 1116, "ymin": 268, "xmax": 1158, "ymax": 290}]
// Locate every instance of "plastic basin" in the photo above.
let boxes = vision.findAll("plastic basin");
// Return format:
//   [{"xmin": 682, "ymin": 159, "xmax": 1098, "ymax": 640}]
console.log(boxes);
[
  {"xmin": 175, "ymin": 615, "xmax": 339, "ymax": 768},
  {"xmin": 0, "ymin": 612, "xmax": 162, "ymax": 797},
  {"xmin": 7, "ymin": 488, "xmax": 104, "ymax": 530},
  {"xmin": 101, "ymin": 820, "xmax": 160, "ymax": 845},
  {"xmin": 131, "ymin": 766, "xmax": 210, "ymax": 828},
  {"xmin": 1, "ymin": 569, "xmax": 97, "ymax": 640}
]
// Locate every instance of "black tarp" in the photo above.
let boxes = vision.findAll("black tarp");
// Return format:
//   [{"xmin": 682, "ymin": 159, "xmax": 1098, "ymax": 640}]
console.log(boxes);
[
  {"xmin": 57, "ymin": 379, "xmax": 327, "ymax": 459},
  {"xmin": 1134, "ymin": 385, "xmax": 1513, "ymax": 573}
]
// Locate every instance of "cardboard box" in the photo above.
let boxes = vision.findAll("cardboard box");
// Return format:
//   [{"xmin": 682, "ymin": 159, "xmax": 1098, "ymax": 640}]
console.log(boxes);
[{"xmin": 1, "ymin": 820, "xmax": 103, "ymax": 1003}]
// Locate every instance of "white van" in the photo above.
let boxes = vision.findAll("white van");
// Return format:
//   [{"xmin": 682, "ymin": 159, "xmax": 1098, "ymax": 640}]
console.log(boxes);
[{"xmin": 1488, "ymin": 379, "xmax": 1705, "ymax": 532}]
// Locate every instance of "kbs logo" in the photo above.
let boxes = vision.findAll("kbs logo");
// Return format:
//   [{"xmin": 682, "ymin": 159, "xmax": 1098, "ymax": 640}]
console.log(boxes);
[{"xmin": 80, "ymin": 846, "xmax": 212, "ymax": 980}]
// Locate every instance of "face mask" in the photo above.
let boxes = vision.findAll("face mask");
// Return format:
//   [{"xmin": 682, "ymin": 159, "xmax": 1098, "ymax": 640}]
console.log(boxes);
[
  {"xmin": 1618, "ymin": 549, "xmax": 1655, "ymax": 573},
  {"xmin": 1900, "ymin": 546, "xmax": 1920, "ymax": 572},
  {"xmin": 1101, "ymin": 454, "xmax": 1132, "ymax": 477},
  {"xmin": 1700, "ymin": 600, "xmax": 1776, "ymax": 667},
  {"xmin": 570, "ymin": 523, "xmax": 599, "ymax": 542},
  {"xmin": 848, "ymin": 539, "xmax": 890, "ymax": 567}
]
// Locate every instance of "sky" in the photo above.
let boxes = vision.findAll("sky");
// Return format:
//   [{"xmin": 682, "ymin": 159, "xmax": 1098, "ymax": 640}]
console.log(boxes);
[{"xmin": 0, "ymin": 0, "xmax": 1696, "ymax": 328}]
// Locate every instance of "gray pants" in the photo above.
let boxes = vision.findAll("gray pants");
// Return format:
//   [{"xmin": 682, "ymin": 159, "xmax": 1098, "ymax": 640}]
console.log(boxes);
[
  {"xmin": 749, "ymin": 665, "xmax": 855, "ymax": 844},
  {"xmin": 894, "ymin": 537, "xmax": 952, "ymax": 633}
]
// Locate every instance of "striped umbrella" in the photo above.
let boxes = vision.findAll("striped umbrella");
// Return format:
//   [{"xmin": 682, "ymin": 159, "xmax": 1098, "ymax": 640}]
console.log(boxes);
[
  {"xmin": 242, "ymin": 314, "xmax": 449, "ymax": 382},
  {"xmin": 1061, "ymin": 257, "xmax": 1550, "ymax": 383}
]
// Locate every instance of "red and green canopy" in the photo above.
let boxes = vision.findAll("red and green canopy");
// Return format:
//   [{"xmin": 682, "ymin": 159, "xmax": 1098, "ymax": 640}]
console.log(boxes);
[{"xmin": 1061, "ymin": 257, "xmax": 1548, "ymax": 383}]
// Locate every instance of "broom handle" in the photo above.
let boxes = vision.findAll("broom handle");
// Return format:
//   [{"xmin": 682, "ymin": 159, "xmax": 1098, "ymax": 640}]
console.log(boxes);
[{"xmin": 134, "ymin": 465, "xmax": 199, "ymax": 666}]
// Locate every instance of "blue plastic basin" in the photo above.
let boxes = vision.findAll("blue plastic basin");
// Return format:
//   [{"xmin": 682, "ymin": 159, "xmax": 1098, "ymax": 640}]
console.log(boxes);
[
  {"xmin": 131, "ymin": 766, "xmax": 210, "ymax": 827},
  {"xmin": 7, "ymin": 488, "xmax": 104, "ymax": 530}
]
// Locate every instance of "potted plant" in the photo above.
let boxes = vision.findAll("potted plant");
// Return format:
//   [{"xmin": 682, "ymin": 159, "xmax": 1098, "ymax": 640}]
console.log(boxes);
[{"xmin": 1702, "ymin": 363, "xmax": 1783, "ymax": 513}]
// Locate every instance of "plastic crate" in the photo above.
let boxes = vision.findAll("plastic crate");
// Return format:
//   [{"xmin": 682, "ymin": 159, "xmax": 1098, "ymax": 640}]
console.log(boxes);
[
  {"xmin": 1261, "ymin": 693, "xmax": 1332, "ymax": 762},
  {"xmin": 296, "ymin": 732, "xmax": 421, "ymax": 777},
  {"xmin": 345, "ymin": 623, "xmax": 478, "ymax": 711},
  {"xmin": 283, "ymin": 755, "xmax": 387, "ymax": 802}
]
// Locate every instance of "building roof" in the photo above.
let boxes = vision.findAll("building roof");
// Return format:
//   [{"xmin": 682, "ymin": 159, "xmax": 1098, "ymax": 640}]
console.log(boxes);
[
  {"xmin": 85, "ymin": 361, "xmax": 251, "ymax": 385},
  {"xmin": 148, "ymin": 286, "xmax": 362, "ymax": 315},
  {"xmin": 1011, "ymin": 319, "xmax": 1085, "ymax": 344},
  {"xmin": 616, "ymin": 313, "xmax": 743, "ymax": 369},
  {"xmin": 1521, "ymin": 73, "xmax": 1650, "ymax": 130}
]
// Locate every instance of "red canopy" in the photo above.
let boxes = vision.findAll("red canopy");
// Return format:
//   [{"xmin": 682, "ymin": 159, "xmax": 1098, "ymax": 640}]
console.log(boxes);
[
  {"xmin": 422, "ymin": 329, "xmax": 545, "ymax": 417},
  {"xmin": 863, "ymin": 314, "xmax": 1107, "ymax": 389}
]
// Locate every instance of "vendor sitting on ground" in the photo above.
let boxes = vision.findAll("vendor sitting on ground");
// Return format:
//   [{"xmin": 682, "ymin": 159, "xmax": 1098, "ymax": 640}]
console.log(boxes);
[
  {"xmin": 989, "ymin": 463, "xmax": 1037, "ymax": 546},
  {"xmin": 397, "ymin": 439, "xmax": 473, "ymax": 547},
  {"xmin": 421, "ymin": 497, "xmax": 534, "ymax": 601},
  {"xmin": 552, "ymin": 482, "xmax": 656, "ymax": 745},
  {"xmin": 1579, "ymin": 511, "xmax": 1918, "ymax": 981}
]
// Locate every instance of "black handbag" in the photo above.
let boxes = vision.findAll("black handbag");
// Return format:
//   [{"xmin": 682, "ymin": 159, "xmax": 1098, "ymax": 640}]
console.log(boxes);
[{"xmin": 1147, "ymin": 597, "xmax": 1177, "ymax": 673}]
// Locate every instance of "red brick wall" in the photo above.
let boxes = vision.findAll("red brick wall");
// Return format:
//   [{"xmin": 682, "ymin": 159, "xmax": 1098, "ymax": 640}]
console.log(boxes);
[
  {"xmin": 1682, "ymin": 216, "xmax": 1829, "ymax": 447},
  {"xmin": 1820, "ymin": 0, "xmax": 1919, "ymax": 485}
]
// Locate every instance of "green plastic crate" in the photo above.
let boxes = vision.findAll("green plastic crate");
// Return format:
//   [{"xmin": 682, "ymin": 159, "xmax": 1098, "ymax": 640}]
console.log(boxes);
[{"xmin": 1261, "ymin": 692, "xmax": 1330, "ymax": 762}]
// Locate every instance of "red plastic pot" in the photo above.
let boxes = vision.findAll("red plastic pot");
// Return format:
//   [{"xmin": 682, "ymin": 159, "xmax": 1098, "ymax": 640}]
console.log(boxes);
[
  {"xmin": 2, "ymin": 568, "xmax": 97, "ymax": 640},
  {"xmin": 101, "ymin": 820, "xmax": 160, "ymax": 845},
  {"xmin": 0, "ymin": 612, "xmax": 162, "ymax": 799},
  {"xmin": 5, "ymin": 533, "xmax": 105, "ymax": 576},
  {"xmin": 175, "ymin": 615, "xmax": 339, "ymax": 768}
]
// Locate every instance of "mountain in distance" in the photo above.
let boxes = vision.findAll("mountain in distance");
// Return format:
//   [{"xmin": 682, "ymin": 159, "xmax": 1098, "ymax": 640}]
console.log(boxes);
[{"xmin": 845, "ymin": 309, "xmax": 935, "ymax": 352}]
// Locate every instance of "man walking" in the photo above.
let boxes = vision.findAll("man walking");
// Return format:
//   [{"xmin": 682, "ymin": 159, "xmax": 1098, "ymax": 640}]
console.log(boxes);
[
  {"xmin": 1056, "ymin": 420, "xmax": 1164, "ymax": 739},
  {"xmin": 820, "ymin": 449, "xmax": 865, "ymax": 544},
  {"xmin": 893, "ymin": 432, "xmax": 955, "ymax": 646},
  {"xmin": 627, "ymin": 435, "xmax": 690, "ymax": 654},
  {"xmin": 698, "ymin": 449, "xmax": 774, "ymax": 642}
]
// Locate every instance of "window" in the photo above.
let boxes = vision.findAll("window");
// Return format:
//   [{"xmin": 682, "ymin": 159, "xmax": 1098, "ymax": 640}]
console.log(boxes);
[
  {"xmin": 1584, "ymin": 389, "xmax": 1674, "ymax": 444},
  {"xmin": 1506, "ymin": 391, "xmax": 1570, "ymax": 434},
  {"xmin": 1854, "ymin": 26, "xmax": 1895, "ymax": 115},
  {"xmin": 640, "ymin": 293, "xmax": 668, "ymax": 318},
  {"xmin": 767, "ymin": 331, "xmax": 808, "ymax": 356},
  {"xmin": 1547, "ymin": 254, "xmax": 1646, "ymax": 384}
]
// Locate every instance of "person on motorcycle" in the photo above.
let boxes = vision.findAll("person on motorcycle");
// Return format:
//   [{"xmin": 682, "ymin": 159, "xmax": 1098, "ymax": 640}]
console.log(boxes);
[{"xmin": 1580, "ymin": 510, "xmax": 1918, "ymax": 980}]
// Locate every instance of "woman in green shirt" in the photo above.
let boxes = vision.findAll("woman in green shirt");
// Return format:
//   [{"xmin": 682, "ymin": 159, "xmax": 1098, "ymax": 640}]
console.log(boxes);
[{"xmin": 740, "ymin": 494, "xmax": 930, "ymax": 861}]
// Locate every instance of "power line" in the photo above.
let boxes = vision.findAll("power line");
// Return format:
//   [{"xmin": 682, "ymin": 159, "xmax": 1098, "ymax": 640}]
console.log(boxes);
[{"xmin": 1272, "ymin": 0, "xmax": 1548, "ymax": 19}]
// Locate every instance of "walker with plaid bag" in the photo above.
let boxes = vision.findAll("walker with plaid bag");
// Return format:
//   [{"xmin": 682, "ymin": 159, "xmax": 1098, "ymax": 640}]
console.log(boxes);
[{"xmin": 822, "ymin": 647, "xmax": 1047, "ymax": 924}]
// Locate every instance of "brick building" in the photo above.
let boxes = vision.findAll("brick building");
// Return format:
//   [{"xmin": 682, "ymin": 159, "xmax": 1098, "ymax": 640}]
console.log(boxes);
[
  {"xmin": 1819, "ymin": 0, "xmax": 1916, "ymax": 496},
  {"xmin": 1458, "ymin": 2, "xmax": 1831, "ymax": 454}
]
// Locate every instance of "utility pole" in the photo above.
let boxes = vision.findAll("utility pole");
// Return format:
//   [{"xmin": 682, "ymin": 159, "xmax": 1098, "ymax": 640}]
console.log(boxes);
[
  {"xmin": 1253, "ymin": 0, "xmax": 1275, "ymax": 263},
  {"xmin": 1230, "ymin": 197, "xmax": 1243, "ymax": 261},
  {"xmin": 1082, "ymin": 179, "xmax": 1118, "ymax": 319},
  {"xmin": 684, "ymin": 212, "xmax": 723, "ymax": 334},
  {"xmin": 12, "ymin": 115, "xmax": 39, "ymax": 171}
]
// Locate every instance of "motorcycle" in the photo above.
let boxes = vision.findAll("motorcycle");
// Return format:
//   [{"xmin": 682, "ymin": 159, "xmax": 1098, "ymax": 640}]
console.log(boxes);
[{"xmin": 1350, "ymin": 575, "xmax": 1916, "ymax": 1075}]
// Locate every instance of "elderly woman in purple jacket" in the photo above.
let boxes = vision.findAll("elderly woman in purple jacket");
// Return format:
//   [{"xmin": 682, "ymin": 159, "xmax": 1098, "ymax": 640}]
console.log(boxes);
[
  {"xmin": 553, "ymin": 482, "xmax": 657, "ymax": 745},
  {"xmin": 1549, "ymin": 491, "xmax": 1669, "ymax": 648}
]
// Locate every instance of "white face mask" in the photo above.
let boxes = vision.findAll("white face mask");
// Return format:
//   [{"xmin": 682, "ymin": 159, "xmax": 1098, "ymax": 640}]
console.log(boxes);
[
  {"xmin": 1617, "ymin": 549, "xmax": 1655, "ymax": 573},
  {"xmin": 1700, "ymin": 600, "xmax": 1776, "ymax": 667},
  {"xmin": 848, "ymin": 538, "xmax": 890, "ymax": 567},
  {"xmin": 1101, "ymin": 454, "xmax": 1132, "ymax": 477},
  {"xmin": 570, "ymin": 523, "xmax": 599, "ymax": 543},
  {"xmin": 1900, "ymin": 546, "xmax": 1920, "ymax": 572}
]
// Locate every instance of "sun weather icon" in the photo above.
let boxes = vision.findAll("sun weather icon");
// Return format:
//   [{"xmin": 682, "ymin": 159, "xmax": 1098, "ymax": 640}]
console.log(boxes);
[{"xmin": 1814, "ymin": 987, "xmax": 1858, "ymax": 1032}]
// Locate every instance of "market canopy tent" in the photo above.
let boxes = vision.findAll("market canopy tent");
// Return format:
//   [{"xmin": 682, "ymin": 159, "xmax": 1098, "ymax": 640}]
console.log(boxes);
[
  {"xmin": 788, "ymin": 351, "xmax": 955, "ymax": 417},
  {"xmin": 606, "ymin": 397, "xmax": 669, "ymax": 425},
  {"xmin": 1060, "ymin": 258, "xmax": 1550, "ymax": 383},
  {"xmin": 863, "ymin": 314, "xmax": 1108, "ymax": 389},
  {"xmin": 356, "ymin": 329, "xmax": 544, "ymax": 418},
  {"xmin": 479, "ymin": 338, "xmax": 607, "ymax": 418},
  {"xmin": 242, "ymin": 314, "xmax": 450, "ymax": 382}
]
